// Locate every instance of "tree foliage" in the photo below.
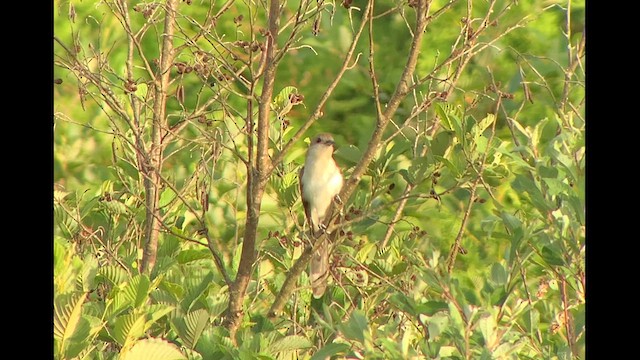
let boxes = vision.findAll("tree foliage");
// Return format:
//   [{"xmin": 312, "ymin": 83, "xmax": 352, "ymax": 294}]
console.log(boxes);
[{"xmin": 54, "ymin": 0, "xmax": 585, "ymax": 358}]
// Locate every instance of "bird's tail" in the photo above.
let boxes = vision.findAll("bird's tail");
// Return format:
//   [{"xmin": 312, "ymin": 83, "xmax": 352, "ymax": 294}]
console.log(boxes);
[{"xmin": 310, "ymin": 236, "xmax": 329, "ymax": 299}]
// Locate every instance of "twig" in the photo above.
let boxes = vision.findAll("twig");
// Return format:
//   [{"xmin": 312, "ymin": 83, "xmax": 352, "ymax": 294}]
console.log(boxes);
[
  {"xmin": 268, "ymin": 0, "xmax": 430, "ymax": 317},
  {"xmin": 445, "ymin": 79, "xmax": 500, "ymax": 272}
]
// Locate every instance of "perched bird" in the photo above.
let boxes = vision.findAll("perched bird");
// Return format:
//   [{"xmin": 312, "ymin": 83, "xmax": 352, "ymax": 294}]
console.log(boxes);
[{"xmin": 299, "ymin": 133, "xmax": 344, "ymax": 298}]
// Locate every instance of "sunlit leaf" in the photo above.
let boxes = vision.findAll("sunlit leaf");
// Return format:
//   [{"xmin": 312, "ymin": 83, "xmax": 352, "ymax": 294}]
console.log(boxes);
[
  {"xmin": 54, "ymin": 292, "xmax": 89, "ymax": 355},
  {"xmin": 268, "ymin": 335, "xmax": 312, "ymax": 353},
  {"xmin": 121, "ymin": 338, "xmax": 186, "ymax": 360}
]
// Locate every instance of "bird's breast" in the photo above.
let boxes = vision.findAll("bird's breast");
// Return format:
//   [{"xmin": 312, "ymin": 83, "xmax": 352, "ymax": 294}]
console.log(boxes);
[{"xmin": 301, "ymin": 159, "xmax": 343, "ymax": 214}]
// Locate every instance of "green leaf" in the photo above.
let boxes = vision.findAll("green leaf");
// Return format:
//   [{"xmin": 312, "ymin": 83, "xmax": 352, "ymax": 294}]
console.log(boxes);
[
  {"xmin": 427, "ymin": 312, "xmax": 450, "ymax": 338},
  {"xmin": 177, "ymin": 249, "xmax": 211, "ymax": 264},
  {"xmin": 415, "ymin": 301, "xmax": 449, "ymax": 316},
  {"xmin": 121, "ymin": 338, "xmax": 186, "ymax": 360},
  {"xmin": 159, "ymin": 187, "xmax": 177, "ymax": 208},
  {"xmin": 182, "ymin": 270, "xmax": 214, "ymax": 312},
  {"xmin": 113, "ymin": 313, "xmax": 147, "ymax": 346},
  {"xmin": 174, "ymin": 309, "xmax": 210, "ymax": 349},
  {"xmin": 435, "ymin": 155, "xmax": 461, "ymax": 178},
  {"xmin": 268, "ymin": 335, "xmax": 312, "ymax": 353},
  {"xmin": 355, "ymin": 242, "xmax": 377, "ymax": 263},
  {"xmin": 541, "ymin": 246, "xmax": 565, "ymax": 266},
  {"xmin": 538, "ymin": 165, "xmax": 558, "ymax": 178},
  {"xmin": 54, "ymin": 292, "xmax": 88, "ymax": 343},
  {"xmin": 77, "ymin": 255, "xmax": 99, "ymax": 292},
  {"xmin": 435, "ymin": 103, "xmax": 453, "ymax": 132},
  {"xmin": 500, "ymin": 212, "xmax": 522, "ymax": 233},
  {"xmin": 388, "ymin": 292, "xmax": 417, "ymax": 316},
  {"xmin": 398, "ymin": 169, "xmax": 414, "ymax": 184},
  {"xmin": 430, "ymin": 131, "xmax": 453, "ymax": 157},
  {"xmin": 339, "ymin": 310, "xmax": 368, "ymax": 343},
  {"xmin": 490, "ymin": 263, "xmax": 507, "ymax": 285},
  {"xmin": 511, "ymin": 174, "xmax": 551, "ymax": 213},
  {"xmin": 478, "ymin": 313, "xmax": 497, "ymax": 348},
  {"xmin": 123, "ymin": 274, "xmax": 151, "ymax": 308},
  {"xmin": 335, "ymin": 144, "xmax": 362, "ymax": 166},
  {"xmin": 476, "ymin": 114, "xmax": 496, "ymax": 134},
  {"xmin": 134, "ymin": 83, "xmax": 148, "ymax": 100},
  {"xmin": 311, "ymin": 343, "xmax": 351, "ymax": 360},
  {"xmin": 97, "ymin": 265, "xmax": 129, "ymax": 286},
  {"xmin": 272, "ymin": 86, "xmax": 299, "ymax": 111}
]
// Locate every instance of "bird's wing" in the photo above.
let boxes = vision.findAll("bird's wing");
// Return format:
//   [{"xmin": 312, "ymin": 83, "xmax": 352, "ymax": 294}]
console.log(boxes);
[{"xmin": 299, "ymin": 166, "xmax": 313, "ymax": 230}]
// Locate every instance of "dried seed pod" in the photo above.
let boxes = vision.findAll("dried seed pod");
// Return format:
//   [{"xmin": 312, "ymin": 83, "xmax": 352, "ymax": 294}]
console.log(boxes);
[
  {"xmin": 176, "ymin": 85, "xmax": 185, "ymax": 105},
  {"xmin": 289, "ymin": 93, "xmax": 304, "ymax": 104},
  {"xmin": 175, "ymin": 62, "xmax": 187, "ymax": 74}
]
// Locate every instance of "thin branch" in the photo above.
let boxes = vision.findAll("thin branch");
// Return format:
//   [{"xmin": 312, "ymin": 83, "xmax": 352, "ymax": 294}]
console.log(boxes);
[
  {"xmin": 446, "ymin": 84, "xmax": 500, "ymax": 272},
  {"xmin": 224, "ymin": 0, "xmax": 281, "ymax": 341},
  {"xmin": 269, "ymin": 0, "xmax": 430, "ymax": 317},
  {"xmin": 267, "ymin": 0, "xmax": 373, "ymax": 174}
]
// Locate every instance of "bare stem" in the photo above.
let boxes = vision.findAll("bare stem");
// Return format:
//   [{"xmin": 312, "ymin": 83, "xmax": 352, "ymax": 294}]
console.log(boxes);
[
  {"xmin": 140, "ymin": 0, "xmax": 178, "ymax": 275},
  {"xmin": 224, "ymin": 0, "xmax": 280, "ymax": 342}
]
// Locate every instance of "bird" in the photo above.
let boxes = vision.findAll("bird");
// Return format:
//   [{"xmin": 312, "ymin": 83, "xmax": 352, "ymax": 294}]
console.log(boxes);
[{"xmin": 299, "ymin": 133, "xmax": 344, "ymax": 298}]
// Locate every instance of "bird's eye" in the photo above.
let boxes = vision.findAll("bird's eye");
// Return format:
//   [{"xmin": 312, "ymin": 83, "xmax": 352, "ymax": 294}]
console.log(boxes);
[{"xmin": 316, "ymin": 138, "xmax": 322, "ymax": 143}]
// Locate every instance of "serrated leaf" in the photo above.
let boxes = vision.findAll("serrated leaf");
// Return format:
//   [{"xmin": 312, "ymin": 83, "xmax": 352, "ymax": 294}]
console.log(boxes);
[
  {"xmin": 182, "ymin": 271, "xmax": 214, "ymax": 312},
  {"xmin": 435, "ymin": 103, "xmax": 453, "ymax": 132},
  {"xmin": 355, "ymin": 242, "xmax": 377, "ymax": 263},
  {"xmin": 398, "ymin": 169, "xmax": 414, "ymax": 184},
  {"xmin": 98, "ymin": 265, "xmax": 129, "ymax": 286},
  {"xmin": 272, "ymin": 86, "xmax": 298, "ymax": 110},
  {"xmin": 113, "ymin": 313, "xmax": 147, "ymax": 346},
  {"xmin": 54, "ymin": 292, "xmax": 89, "ymax": 354},
  {"xmin": 121, "ymin": 338, "xmax": 186, "ymax": 360},
  {"xmin": 269, "ymin": 335, "xmax": 312, "ymax": 353},
  {"xmin": 476, "ymin": 114, "xmax": 496, "ymax": 134},
  {"xmin": 123, "ymin": 274, "xmax": 151, "ymax": 308},
  {"xmin": 146, "ymin": 304, "xmax": 176, "ymax": 329},
  {"xmin": 174, "ymin": 309, "xmax": 210, "ymax": 349}
]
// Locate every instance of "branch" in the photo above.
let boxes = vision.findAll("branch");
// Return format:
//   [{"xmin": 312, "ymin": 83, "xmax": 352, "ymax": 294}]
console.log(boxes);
[
  {"xmin": 268, "ymin": 0, "xmax": 430, "ymax": 317},
  {"xmin": 141, "ymin": 0, "xmax": 179, "ymax": 274},
  {"xmin": 224, "ymin": 0, "xmax": 281, "ymax": 342},
  {"xmin": 267, "ymin": 0, "xmax": 373, "ymax": 174}
]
